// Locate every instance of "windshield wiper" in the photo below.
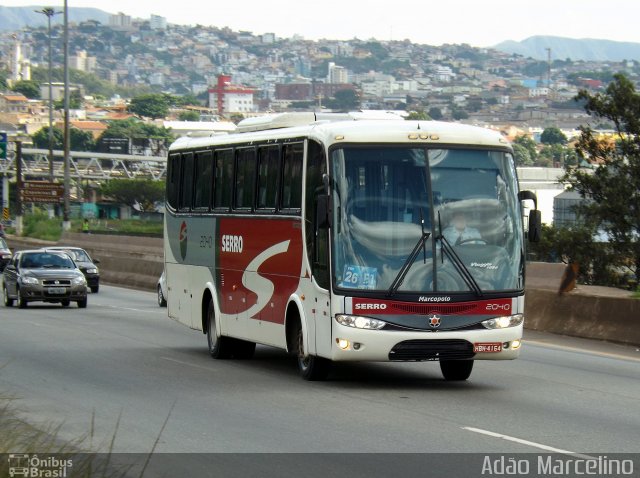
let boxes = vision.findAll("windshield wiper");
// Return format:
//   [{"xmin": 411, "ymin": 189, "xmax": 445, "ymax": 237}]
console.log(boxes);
[
  {"xmin": 436, "ymin": 212, "xmax": 483, "ymax": 297},
  {"xmin": 387, "ymin": 209, "xmax": 431, "ymax": 297}
]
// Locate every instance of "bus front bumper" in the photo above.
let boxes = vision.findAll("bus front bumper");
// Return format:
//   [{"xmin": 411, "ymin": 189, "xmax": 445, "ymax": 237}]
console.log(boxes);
[{"xmin": 329, "ymin": 322, "xmax": 523, "ymax": 362}]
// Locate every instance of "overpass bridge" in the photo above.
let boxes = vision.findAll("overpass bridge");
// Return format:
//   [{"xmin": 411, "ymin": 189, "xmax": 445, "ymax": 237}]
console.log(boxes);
[{"xmin": 0, "ymin": 148, "xmax": 167, "ymax": 181}]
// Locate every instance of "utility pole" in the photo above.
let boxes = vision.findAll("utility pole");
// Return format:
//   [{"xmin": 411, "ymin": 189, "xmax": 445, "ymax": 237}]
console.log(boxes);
[
  {"xmin": 35, "ymin": 7, "xmax": 61, "ymax": 219},
  {"xmin": 63, "ymin": 0, "xmax": 71, "ymax": 230}
]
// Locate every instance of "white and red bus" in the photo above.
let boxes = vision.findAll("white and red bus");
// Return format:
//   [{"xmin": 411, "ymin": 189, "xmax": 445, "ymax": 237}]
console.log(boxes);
[{"xmin": 164, "ymin": 113, "xmax": 541, "ymax": 380}]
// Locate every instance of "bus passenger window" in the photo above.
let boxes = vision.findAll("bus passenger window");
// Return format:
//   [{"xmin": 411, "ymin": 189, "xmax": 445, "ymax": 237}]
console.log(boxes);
[
  {"xmin": 166, "ymin": 153, "xmax": 180, "ymax": 210},
  {"xmin": 194, "ymin": 151, "xmax": 213, "ymax": 210},
  {"xmin": 213, "ymin": 149, "xmax": 233, "ymax": 209},
  {"xmin": 179, "ymin": 152, "xmax": 194, "ymax": 210},
  {"xmin": 281, "ymin": 143, "xmax": 303, "ymax": 210},
  {"xmin": 235, "ymin": 148, "xmax": 256, "ymax": 209},
  {"xmin": 257, "ymin": 146, "xmax": 280, "ymax": 210}
]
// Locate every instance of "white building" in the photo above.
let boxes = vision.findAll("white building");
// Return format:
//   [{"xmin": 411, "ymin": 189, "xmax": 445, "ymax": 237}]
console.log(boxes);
[
  {"xmin": 327, "ymin": 62, "xmax": 348, "ymax": 84},
  {"xmin": 150, "ymin": 15, "xmax": 167, "ymax": 30}
]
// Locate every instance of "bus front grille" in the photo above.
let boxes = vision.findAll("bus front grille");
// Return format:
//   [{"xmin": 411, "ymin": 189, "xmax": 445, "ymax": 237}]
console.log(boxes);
[{"xmin": 388, "ymin": 339, "xmax": 475, "ymax": 361}]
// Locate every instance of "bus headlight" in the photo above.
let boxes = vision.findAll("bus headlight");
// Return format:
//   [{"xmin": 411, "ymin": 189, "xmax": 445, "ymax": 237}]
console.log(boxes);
[
  {"xmin": 482, "ymin": 314, "xmax": 524, "ymax": 329},
  {"xmin": 335, "ymin": 314, "xmax": 386, "ymax": 330}
]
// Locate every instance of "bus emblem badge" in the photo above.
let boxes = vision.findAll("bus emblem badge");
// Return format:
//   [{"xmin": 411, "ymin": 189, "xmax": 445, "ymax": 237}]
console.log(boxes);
[{"xmin": 428, "ymin": 315, "xmax": 441, "ymax": 328}]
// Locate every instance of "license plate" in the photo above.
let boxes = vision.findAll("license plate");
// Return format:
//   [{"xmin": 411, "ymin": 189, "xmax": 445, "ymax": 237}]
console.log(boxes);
[
  {"xmin": 474, "ymin": 342, "xmax": 502, "ymax": 353},
  {"xmin": 47, "ymin": 287, "xmax": 66, "ymax": 294}
]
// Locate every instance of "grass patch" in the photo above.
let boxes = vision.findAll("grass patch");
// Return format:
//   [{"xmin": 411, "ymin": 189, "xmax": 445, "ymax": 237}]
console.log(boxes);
[{"xmin": 13, "ymin": 213, "xmax": 163, "ymax": 240}]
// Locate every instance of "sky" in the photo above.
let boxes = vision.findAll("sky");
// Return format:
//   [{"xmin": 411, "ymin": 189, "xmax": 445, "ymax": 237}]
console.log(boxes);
[{"xmin": 3, "ymin": 0, "xmax": 639, "ymax": 47}]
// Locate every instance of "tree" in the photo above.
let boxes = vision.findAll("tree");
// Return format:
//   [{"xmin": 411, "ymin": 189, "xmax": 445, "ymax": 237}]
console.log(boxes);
[
  {"xmin": 11, "ymin": 80, "xmax": 41, "ymax": 99},
  {"xmin": 513, "ymin": 135, "xmax": 538, "ymax": 163},
  {"xmin": 178, "ymin": 111, "xmax": 200, "ymax": 121},
  {"xmin": 540, "ymin": 127, "xmax": 568, "ymax": 145},
  {"xmin": 563, "ymin": 73, "xmax": 640, "ymax": 283},
  {"xmin": 128, "ymin": 93, "xmax": 170, "ymax": 119},
  {"xmin": 32, "ymin": 127, "xmax": 64, "ymax": 150},
  {"xmin": 324, "ymin": 89, "xmax": 359, "ymax": 111},
  {"xmin": 100, "ymin": 178, "xmax": 164, "ymax": 213},
  {"xmin": 405, "ymin": 110, "xmax": 430, "ymax": 120},
  {"xmin": 512, "ymin": 143, "xmax": 533, "ymax": 166},
  {"xmin": 428, "ymin": 107, "xmax": 443, "ymax": 120},
  {"xmin": 32, "ymin": 127, "xmax": 95, "ymax": 152}
]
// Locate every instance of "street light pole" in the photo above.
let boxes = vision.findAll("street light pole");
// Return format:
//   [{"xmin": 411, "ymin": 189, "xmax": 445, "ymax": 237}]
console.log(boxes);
[
  {"xmin": 35, "ymin": 7, "xmax": 61, "ymax": 219},
  {"xmin": 62, "ymin": 0, "xmax": 70, "ymax": 230},
  {"xmin": 34, "ymin": 8, "xmax": 61, "ymax": 183}
]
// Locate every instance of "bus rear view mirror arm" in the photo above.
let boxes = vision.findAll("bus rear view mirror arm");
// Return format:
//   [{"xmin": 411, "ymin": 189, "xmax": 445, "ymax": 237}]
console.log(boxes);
[{"xmin": 316, "ymin": 194, "xmax": 332, "ymax": 231}]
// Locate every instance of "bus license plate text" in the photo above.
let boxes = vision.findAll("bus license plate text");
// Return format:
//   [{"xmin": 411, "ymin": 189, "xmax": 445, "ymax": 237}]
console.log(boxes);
[{"xmin": 474, "ymin": 342, "xmax": 502, "ymax": 353}]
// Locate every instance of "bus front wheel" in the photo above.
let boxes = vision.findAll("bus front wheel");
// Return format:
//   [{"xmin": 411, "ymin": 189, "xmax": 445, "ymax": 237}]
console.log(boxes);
[
  {"xmin": 440, "ymin": 360, "xmax": 474, "ymax": 381},
  {"xmin": 206, "ymin": 299, "xmax": 233, "ymax": 359},
  {"xmin": 296, "ymin": 326, "xmax": 331, "ymax": 381}
]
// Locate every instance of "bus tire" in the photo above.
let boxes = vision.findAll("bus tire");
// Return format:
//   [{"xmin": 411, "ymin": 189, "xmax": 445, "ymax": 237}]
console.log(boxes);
[
  {"xmin": 206, "ymin": 299, "xmax": 233, "ymax": 359},
  {"xmin": 440, "ymin": 360, "xmax": 473, "ymax": 381},
  {"xmin": 296, "ymin": 324, "xmax": 331, "ymax": 381}
]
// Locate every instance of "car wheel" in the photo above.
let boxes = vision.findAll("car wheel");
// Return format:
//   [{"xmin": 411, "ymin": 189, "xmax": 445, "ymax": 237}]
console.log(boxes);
[
  {"xmin": 3, "ymin": 285, "xmax": 13, "ymax": 307},
  {"xmin": 91, "ymin": 286, "xmax": 99, "ymax": 293},
  {"xmin": 157, "ymin": 284, "xmax": 167, "ymax": 307},
  {"xmin": 440, "ymin": 360, "xmax": 474, "ymax": 381},
  {"xmin": 17, "ymin": 290, "xmax": 27, "ymax": 309},
  {"xmin": 77, "ymin": 298, "xmax": 88, "ymax": 308},
  {"xmin": 61, "ymin": 300, "xmax": 70, "ymax": 307}
]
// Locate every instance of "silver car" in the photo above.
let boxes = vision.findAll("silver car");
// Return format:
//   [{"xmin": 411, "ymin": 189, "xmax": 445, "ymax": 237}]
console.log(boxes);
[{"xmin": 2, "ymin": 249, "xmax": 88, "ymax": 308}]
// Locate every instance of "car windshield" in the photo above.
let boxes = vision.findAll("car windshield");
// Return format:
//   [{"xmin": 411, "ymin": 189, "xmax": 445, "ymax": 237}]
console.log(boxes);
[
  {"xmin": 65, "ymin": 249, "xmax": 91, "ymax": 262},
  {"xmin": 330, "ymin": 146, "xmax": 524, "ymax": 294},
  {"xmin": 0, "ymin": 238, "xmax": 7, "ymax": 249},
  {"xmin": 20, "ymin": 252, "xmax": 75, "ymax": 269}
]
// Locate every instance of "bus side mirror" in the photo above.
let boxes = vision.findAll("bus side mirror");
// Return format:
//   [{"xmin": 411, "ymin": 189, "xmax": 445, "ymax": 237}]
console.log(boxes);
[
  {"xmin": 518, "ymin": 190, "xmax": 541, "ymax": 243},
  {"xmin": 528, "ymin": 209, "xmax": 542, "ymax": 243},
  {"xmin": 315, "ymin": 195, "xmax": 332, "ymax": 231}
]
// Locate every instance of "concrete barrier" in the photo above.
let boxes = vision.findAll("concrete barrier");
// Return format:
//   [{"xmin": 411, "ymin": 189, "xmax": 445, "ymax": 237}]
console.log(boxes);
[{"xmin": 525, "ymin": 288, "xmax": 640, "ymax": 346}]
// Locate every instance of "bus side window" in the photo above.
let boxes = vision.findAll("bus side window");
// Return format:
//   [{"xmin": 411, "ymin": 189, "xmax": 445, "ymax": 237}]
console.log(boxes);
[
  {"xmin": 281, "ymin": 143, "xmax": 303, "ymax": 212},
  {"xmin": 166, "ymin": 153, "xmax": 181, "ymax": 210},
  {"xmin": 193, "ymin": 150, "xmax": 213, "ymax": 211},
  {"xmin": 235, "ymin": 147, "xmax": 256, "ymax": 210},
  {"xmin": 257, "ymin": 146, "xmax": 280, "ymax": 210},
  {"xmin": 213, "ymin": 149, "xmax": 233, "ymax": 210},
  {"xmin": 179, "ymin": 152, "xmax": 194, "ymax": 211}
]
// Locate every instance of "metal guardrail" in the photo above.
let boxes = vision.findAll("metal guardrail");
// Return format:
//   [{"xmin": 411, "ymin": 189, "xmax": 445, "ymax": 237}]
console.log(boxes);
[{"xmin": 0, "ymin": 148, "xmax": 167, "ymax": 181}]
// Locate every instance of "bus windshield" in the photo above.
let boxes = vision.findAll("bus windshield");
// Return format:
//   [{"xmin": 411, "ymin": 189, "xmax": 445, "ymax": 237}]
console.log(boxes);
[{"xmin": 330, "ymin": 146, "xmax": 523, "ymax": 294}]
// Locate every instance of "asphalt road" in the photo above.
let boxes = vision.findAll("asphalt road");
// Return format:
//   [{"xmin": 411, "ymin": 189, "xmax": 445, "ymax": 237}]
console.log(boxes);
[{"xmin": 1, "ymin": 284, "xmax": 639, "ymax": 475}]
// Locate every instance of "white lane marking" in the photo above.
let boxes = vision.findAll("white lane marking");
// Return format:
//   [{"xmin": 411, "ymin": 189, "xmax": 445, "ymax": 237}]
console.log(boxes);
[
  {"xmin": 525, "ymin": 339, "xmax": 640, "ymax": 363},
  {"xmin": 462, "ymin": 427, "xmax": 595, "ymax": 459},
  {"xmin": 95, "ymin": 304, "xmax": 160, "ymax": 314},
  {"xmin": 160, "ymin": 356, "xmax": 214, "ymax": 371}
]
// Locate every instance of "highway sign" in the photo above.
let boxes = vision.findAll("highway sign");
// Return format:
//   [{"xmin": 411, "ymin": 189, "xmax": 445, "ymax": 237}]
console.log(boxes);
[{"xmin": 20, "ymin": 181, "xmax": 64, "ymax": 204}]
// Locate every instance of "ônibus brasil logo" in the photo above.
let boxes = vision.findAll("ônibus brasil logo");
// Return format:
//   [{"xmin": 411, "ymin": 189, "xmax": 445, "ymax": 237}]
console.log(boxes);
[{"xmin": 179, "ymin": 221, "xmax": 188, "ymax": 260}]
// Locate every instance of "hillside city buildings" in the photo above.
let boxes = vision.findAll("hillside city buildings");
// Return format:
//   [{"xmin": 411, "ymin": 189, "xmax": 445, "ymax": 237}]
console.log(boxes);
[{"xmin": 0, "ymin": 11, "xmax": 638, "ymax": 224}]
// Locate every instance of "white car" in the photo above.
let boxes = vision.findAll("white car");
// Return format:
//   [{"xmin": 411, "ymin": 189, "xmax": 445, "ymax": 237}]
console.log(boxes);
[{"xmin": 157, "ymin": 270, "xmax": 167, "ymax": 307}]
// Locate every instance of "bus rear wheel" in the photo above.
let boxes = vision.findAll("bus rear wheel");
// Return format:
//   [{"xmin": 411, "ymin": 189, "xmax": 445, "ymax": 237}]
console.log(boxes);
[
  {"xmin": 206, "ymin": 299, "xmax": 234, "ymax": 359},
  {"xmin": 296, "ymin": 325, "xmax": 330, "ymax": 381},
  {"xmin": 440, "ymin": 360, "xmax": 474, "ymax": 381}
]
